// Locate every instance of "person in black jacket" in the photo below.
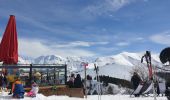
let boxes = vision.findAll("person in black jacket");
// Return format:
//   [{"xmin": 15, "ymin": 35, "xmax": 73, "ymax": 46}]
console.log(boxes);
[
  {"xmin": 0, "ymin": 74, "xmax": 3, "ymax": 90},
  {"xmin": 2, "ymin": 74, "xmax": 7, "ymax": 90},
  {"xmin": 74, "ymin": 74, "xmax": 83, "ymax": 88},
  {"xmin": 131, "ymin": 72, "xmax": 142, "ymax": 97},
  {"xmin": 131, "ymin": 72, "xmax": 142, "ymax": 89}
]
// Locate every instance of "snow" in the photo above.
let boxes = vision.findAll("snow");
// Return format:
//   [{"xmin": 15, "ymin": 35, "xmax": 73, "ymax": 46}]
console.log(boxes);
[
  {"xmin": 34, "ymin": 55, "xmax": 66, "ymax": 64},
  {"xmin": 121, "ymin": 52, "xmax": 143, "ymax": 61},
  {"xmin": 44, "ymin": 95, "xmax": 167, "ymax": 100},
  {"xmin": 112, "ymin": 53, "xmax": 134, "ymax": 66},
  {"xmin": 18, "ymin": 57, "xmax": 31, "ymax": 64},
  {"xmin": 0, "ymin": 92, "xmax": 167, "ymax": 100},
  {"xmin": 80, "ymin": 64, "xmax": 133, "ymax": 80}
]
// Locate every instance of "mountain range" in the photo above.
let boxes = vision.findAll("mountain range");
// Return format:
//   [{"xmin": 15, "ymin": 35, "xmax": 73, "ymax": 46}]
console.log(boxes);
[{"xmin": 18, "ymin": 52, "xmax": 162, "ymax": 80}]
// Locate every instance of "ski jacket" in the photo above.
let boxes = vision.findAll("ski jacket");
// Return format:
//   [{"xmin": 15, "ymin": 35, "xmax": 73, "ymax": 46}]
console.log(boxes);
[{"xmin": 12, "ymin": 80, "xmax": 25, "ymax": 97}]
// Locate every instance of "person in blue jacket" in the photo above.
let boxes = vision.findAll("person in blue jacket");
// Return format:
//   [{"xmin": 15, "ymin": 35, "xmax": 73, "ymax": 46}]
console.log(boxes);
[{"xmin": 12, "ymin": 77, "xmax": 25, "ymax": 98}]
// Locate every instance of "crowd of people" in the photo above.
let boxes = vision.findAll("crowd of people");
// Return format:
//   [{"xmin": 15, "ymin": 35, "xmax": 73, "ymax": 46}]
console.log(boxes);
[
  {"xmin": 0, "ymin": 73, "xmax": 39, "ymax": 99},
  {"xmin": 67, "ymin": 73, "xmax": 97, "ymax": 95},
  {"xmin": 67, "ymin": 74, "xmax": 84, "ymax": 88},
  {"xmin": 0, "ymin": 72, "xmax": 93, "ymax": 98},
  {"xmin": 0, "ymin": 70, "xmax": 166, "ymax": 98}
]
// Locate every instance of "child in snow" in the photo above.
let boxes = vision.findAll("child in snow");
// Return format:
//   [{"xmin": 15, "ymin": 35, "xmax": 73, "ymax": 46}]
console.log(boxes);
[
  {"xmin": 12, "ymin": 77, "xmax": 25, "ymax": 98},
  {"xmin": 27, "ymin": 82, "xmax": 39, "ymax": 97}
]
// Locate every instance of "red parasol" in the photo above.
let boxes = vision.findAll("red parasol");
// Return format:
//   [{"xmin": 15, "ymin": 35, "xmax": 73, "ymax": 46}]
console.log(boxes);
[{"xmin": 0, "ymin": 15, "xmax": 18, "ymax": 64}]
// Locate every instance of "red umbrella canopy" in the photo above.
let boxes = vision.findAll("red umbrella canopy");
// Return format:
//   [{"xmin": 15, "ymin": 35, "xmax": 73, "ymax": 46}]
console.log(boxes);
[{"xmin": 0, "ymin": 15, "xmax": 18, "ymax": 64}]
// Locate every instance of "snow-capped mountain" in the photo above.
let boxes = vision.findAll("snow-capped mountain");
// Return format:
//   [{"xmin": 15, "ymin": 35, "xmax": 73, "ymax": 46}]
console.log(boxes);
[
  {"xmin": 18, "ymin": 56, "xmax": 33, "ymax": 64},
  {"xmin": 34, "ymin": 55, "xmax": 66, "ymax": 64},
  {"xmin": 18, "ymin": 52, "xmax": 162, "ymax": 80},
  {"xmin": 82, "ymin": 52, "xmax": 161, "ymax": 80},
  {"xmin": 95, "ymin": 52, "xmax": 160, "ymax": 67}
]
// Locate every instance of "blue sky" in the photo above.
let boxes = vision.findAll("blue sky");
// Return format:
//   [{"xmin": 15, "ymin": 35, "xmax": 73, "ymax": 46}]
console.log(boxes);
[{"xmin": 0, "ymin": 0, "xmax": 170, "ymax": 58}]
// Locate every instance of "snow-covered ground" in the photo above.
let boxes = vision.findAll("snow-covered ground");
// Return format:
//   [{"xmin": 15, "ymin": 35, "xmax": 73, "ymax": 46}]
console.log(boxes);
[
  {"xmin": 0, "ymin": 92, "xmax": 167, "ymax": 100},
  {"xmin": 42, "ymin": 95, "xmax": 167, "ymax": 100}
]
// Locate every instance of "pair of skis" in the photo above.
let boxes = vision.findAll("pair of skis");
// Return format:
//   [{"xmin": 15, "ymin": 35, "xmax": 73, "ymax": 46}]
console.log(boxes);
[
  {"xmin": 81, "ymin": 62, "xmax": 88, "ymax": 98},
  {"xmin": 82, "ymin": 62, "xmax": 102, "ymax": 100},
  {"xmin": 94, "ymin": 64, "xmax": 102, "ymax": 100},
  {"xmin": 141, "ymin": 51, "xmax": 157, "ymax": 100}
]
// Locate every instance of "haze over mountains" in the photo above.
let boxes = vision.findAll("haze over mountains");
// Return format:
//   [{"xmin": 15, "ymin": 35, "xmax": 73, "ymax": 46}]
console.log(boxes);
[{"xmin": 18, "ymin": 52, "xmax": 162, "ymax": 80}]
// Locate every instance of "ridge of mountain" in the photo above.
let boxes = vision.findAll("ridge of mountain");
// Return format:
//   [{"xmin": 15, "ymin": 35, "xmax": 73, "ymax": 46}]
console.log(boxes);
[{"xmin": 18, "ymin": 52, "xmax": 161, "ymax": 80}]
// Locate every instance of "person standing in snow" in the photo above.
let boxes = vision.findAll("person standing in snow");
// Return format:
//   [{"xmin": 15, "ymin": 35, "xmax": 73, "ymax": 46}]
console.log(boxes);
[
  {"xmin": 0, "ymin": 73, "xmax": 3, "ymax": 91},
  {"xmin": 2, "ymin": 74, "xmax": 7, "ymax": 91},
  {"xmin": 74, "ymin": 74, "xmax": 83, "ymax": 88},
  {"xmin": 7, "ymin": 75, "xmax": 15, "ymax": 95},
  {"xmin": 67, "ymin": 74, "xmax": 75, "ymax": 88}
]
